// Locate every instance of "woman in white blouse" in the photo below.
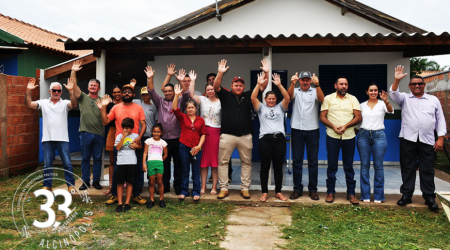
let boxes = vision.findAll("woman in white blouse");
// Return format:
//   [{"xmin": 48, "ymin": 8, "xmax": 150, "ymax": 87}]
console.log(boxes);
[
  {"xmin": 357, "ymin": 83, "xmax": 393, "ymax": 204},
  {"xmin": 188, "ymin": 70, "xmax": 221, "ymax": 195}
]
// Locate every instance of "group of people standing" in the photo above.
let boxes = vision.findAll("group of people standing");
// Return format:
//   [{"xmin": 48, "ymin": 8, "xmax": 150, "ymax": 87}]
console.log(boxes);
[{"xmin": 25, "ymin": 58, "xmax": 446, "ymax": 212}]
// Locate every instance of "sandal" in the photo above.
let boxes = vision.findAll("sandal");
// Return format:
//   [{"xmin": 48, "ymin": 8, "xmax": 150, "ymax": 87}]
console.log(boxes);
[
  {"xmin": 193, "ymin": 195, "xmax": 200, "ymax": 201},
  {"xmin": 200, "ymin": 188, "xmax": 206, "ymax": 195},
  {"xmin": 275, "ymin": 193, "xmax": 288, "ymax": 201},
  {"xmin": 210, "ymin": 189, "xmax": 217, "ymax": 195},
  {"xmin": 259, "ymin": 193, "xmax": 268, "ymax": 202},
  {"xmin": 363, "ymin": 199, "xmax": 371, "ymax": 204},
  {"xmin": 103, "ymin": 185, "xmax": 112, "ymax": 196},
  {"xmin": 178, "ymin": 195, "xmax": 185, "ymax": 200}
]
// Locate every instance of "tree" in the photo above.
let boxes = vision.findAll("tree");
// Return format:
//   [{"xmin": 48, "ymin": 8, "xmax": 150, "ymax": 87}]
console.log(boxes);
[{"xmin": 410, "ymin": 57, "xmax": 448, "ymax": 75}]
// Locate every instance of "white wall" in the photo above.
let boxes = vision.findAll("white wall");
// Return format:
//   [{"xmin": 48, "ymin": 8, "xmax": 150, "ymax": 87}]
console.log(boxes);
[
  {"xmin": 172, "ymin": 0, "xmax": 392, "ymax": 38},
  {"xmin": 148, "ymin": 52, "xmax": 409, "ymax": 109}
]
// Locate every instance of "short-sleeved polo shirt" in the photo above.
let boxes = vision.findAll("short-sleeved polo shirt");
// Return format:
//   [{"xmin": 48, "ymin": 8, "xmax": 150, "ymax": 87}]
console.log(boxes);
[
  {"xmin": 36, "ymin": 98, "xmax": 71, "ymax": 142},
  {"xmin": 217, "ymin": 88, "xmax": 253, "ymax": 136}
]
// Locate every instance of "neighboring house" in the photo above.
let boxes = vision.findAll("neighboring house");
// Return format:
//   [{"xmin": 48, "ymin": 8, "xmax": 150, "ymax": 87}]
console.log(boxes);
[
  {"xmin": 47, "ymin": 0, "xmax": 450, "ymax": 163},
  {"xmin": 0, "ymin": 13, "xmax": 91, "ymax": 163}
]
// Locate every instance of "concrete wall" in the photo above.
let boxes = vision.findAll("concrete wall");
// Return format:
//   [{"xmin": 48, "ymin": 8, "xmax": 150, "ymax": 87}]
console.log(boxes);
[{"xmin": 172, "ymin": 0, "xmax": 392, "ymax": 38}]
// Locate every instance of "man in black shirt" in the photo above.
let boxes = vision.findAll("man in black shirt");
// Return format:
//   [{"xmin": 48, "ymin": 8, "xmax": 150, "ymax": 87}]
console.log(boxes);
[{"xmin": 213, "ymin": 59, "xmax": 269, "ymax": 199}]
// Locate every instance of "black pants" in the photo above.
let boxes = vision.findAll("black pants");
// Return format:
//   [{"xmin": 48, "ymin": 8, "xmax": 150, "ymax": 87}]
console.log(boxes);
[
  {"xmin": 163, "ymin": 138, "xmax": 182, "ymax": 190},
  {"xmin": 259, "ymin": 133, "xmax": 286, "ymax": 193},
  {"xmin": 400, "ymin": 138, "xmax": 436, "ymax": 199}
]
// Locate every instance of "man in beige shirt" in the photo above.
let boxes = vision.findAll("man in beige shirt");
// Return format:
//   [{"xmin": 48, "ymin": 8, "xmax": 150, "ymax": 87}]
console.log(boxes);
[{"xmin": 320, "ymin": 77, "xmax": 361, "ymax": 204}]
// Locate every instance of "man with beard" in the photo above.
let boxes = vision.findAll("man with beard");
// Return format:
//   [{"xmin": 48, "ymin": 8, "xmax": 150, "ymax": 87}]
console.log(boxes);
[
  {"xmin": 389, "ymin": 65, "xmax": 446, "ymax": 210},
  {"xmin": 320, "ymin": 77, "xmax": 361, "ymax": 204},
  {"xmin": 71, "ymin": 60, "xmax": 104, "ymax": 191},
  {"xmin": 98, "ymin": 84, "xmax": 147, "ymax": 205},
  {"xmin": 146, "ymin": 65, "xmax": 188, "ymax": 195}
]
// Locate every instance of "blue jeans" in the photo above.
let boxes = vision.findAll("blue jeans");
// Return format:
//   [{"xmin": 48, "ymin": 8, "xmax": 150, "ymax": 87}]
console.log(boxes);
[
  {"xmin": 80, "ymin": 132, "xmax": 104, "ymax": 183},
  {"xmin": 42, "ymin": 141, "xmax": 75, "ymax": 188},
  {"xmin": 179, "ymin": 143, "xmax": 202, "ymax": 197},
  {"xmin": 291, "ymin": 129, "xmax": 320, "ymax": 192},
  {"xmin": 111, "ymin": 147, "xmax": 141, "ymax": 197},
  {"xmin": 357, "ymin": 129, "xmax": 387, "ymax": 201},
  {"xmin": 326, "ymin": 135, "xmax": 356, "ymax": 195}
]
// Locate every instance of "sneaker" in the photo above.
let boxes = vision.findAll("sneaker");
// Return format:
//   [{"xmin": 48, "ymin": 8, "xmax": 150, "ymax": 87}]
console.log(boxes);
[
  {"xmin": 133, "ymin": 196, "xmax": 147, "ymax": 205},
  {"xmin": 115, "ymin": 205, "xmax": 123, "ymax": 213},
  {"xmin": 106, "ymin": 196, "xmax": 118, "ymax": 205},
  {"xmin": 42, "ymin": 186, "xmax": 52, "ymax": 192},
  {"xmin": 147, "ymin": 200, "xmax": 154, "ymax": 209},
  {"xmin": 217, "ymin": 190, "xmax": 229, "ymax": 199},
  {"xmin": 123, "ymin": 204, "xmax": 131, "ymax": 212},
  {"xmin": 79, "ymin": 182, "xmax": 90, "ymax": 191},
  {"xmin": 159, "ymin": 200, "xmax": 166, "ymax": 208}
]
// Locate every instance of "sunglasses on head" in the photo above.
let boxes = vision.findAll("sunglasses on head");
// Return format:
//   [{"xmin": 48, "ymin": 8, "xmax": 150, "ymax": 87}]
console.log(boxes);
[
  {"xmin": 51, "ymin": 89, "xmax": 62, "ymax": 93},
  {"xmin": 409, "ymin": 82, "xmax": 425, "ymax": 86}
]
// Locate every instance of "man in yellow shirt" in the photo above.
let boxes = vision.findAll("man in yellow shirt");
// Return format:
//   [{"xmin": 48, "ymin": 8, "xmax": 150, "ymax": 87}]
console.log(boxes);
[{"xmin": 320, "ymin": 77, "xmax": 361, "ymax": 204}]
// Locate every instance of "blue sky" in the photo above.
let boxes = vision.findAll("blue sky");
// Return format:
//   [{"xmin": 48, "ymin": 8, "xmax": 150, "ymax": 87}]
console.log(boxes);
[{"xmin": 2, "ymin": 0, "xmax": 449, "ymax": 67}]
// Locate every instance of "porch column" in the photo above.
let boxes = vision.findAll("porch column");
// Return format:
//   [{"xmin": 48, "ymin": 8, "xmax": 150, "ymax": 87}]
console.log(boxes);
[{"xmin": 96, "ymin": 50, "xmax": 106, "ymax": 181}]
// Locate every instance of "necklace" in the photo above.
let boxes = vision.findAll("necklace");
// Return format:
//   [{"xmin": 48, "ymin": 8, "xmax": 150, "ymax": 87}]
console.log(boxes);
[{"xmin": 236, "ymin": 95, "xmax": 243, "ymax": 105}]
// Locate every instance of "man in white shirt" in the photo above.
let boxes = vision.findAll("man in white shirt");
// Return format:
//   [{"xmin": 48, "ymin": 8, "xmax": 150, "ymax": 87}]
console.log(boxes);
[
  {"xmin": 287, "ymin": 71, "xmax": 324, "ymax": 200},
  {"xmin": 24, "ymin": 78, "xmax": 77, "ymax": 192}
]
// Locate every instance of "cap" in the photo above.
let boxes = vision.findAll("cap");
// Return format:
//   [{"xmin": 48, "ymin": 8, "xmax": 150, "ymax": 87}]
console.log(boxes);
[
  {"xmin": 122, "ymin": 84, "xmax": 134, "ymax": 92},
  {"xmin": 299, "ymin": 71, "xmax": 312, "ymax": 79},
  {"xmin": 140, "ymin": 86, "xmax": 149, "ymax": 94},
  {"xmin": 232, "ymin": 76, "xmax": 245, "ymax": 84}
]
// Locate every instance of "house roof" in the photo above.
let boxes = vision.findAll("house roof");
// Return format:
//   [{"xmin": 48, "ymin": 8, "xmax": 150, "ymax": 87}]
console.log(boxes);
[
  {"xmin": 0, "ymin": 13, "xmax": 91, "ymax": 57},
  {"xmin": 136, "ymin": 0, "xmax": 426, "ymax": 38}
]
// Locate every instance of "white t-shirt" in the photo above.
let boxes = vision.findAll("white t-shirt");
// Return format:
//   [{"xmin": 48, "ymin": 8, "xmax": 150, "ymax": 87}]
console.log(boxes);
[
  {"xmin": 256, "ymin": 102, "xmax": 286, "ymax": 138},
  {"xmin": 145, "ymin": 137, "xmax": 168, "ymax": 161},
  {"xmin": 199, "ymin": 96, "xmax": 221, "ymax": 128},
  {"xmin": 115, "ymin": 133, "xmax": 139, "ymax": 165},
  {"xmin": 36, "ymin": 98, "xmax": 71, "ymax": 142},
  {"xmin": 360, "ymin": 100, "xmax": 394, "ymax": 130}
]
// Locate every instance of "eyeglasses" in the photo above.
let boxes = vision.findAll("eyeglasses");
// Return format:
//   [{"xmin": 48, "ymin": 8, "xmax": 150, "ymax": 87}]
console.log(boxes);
[
  {"xmin": 191, "ymin": 123, "xmax": 195, "ymax": 132},
  {"xmin": 409, "ymin": 82, "xmax": 425, "ymax": 86},
  {"xmin": 51, "ymin": 89, "xmax": 62, "ymax": 93},
  {"xmin": 122, "ymin": 90, "xmax": 133, "ymax": 94}
]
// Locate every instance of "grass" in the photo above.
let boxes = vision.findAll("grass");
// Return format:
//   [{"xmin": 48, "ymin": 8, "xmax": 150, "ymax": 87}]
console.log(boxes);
[
  {"xmin": 435, "ymin": 150, "xmax": 450, "ymax": 175},
  {"xmin": 282, "ymin": 204, "xmax": 450, "ymax": 249},
  {"xmin": 0, "ymin": 166, "xmax": 233, "ymax": 249}
]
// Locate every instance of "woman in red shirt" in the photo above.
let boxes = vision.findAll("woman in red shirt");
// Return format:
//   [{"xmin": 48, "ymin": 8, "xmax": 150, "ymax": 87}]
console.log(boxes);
[{"xmin": 172, "ymin": 84, "xmax": 207, "ymax": 201}]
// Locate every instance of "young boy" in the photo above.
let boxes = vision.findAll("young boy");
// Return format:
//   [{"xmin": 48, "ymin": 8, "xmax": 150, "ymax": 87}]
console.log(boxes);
[{"xmin": 115, "ymin": 118, "xmax": 141, "ymax": 212}]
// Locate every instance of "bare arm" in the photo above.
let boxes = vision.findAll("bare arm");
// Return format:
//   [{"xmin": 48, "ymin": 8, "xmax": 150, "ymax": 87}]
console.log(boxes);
[
  {"xmin": 379, "ymin": 90, "xmax": 393, "ymax": 113},
  {"xmin": 192, "ymin": 135, "xmax": 206, "ymax": 156},
  {"xmin": 260, "ymin": 59, "xmax": 270, "ymax": 91},
  {"xmin": 172, "ymin": 84, "xmax": 182, "ymax": 111},
  {"xmin": 391, "ymin": 65, "xmax": 408, "ymax": 92},
  {"xmin": 312, "ymin": 73, "xmax": 324, "ymax": 103},
  {"xmin": 251, "ymin": 78, "xmax": 261, "ymax": 111},
  {"xmin": 142, "ymin": 144, "xmax": 149, "ymax": 172},
  {"xmin": 64, "ymin": 78, "xmax": 77, "ymax": 109},
  {"xmin": 145, "ymin": 66, "xmax": 155, "ymax": 91},
  {"xmin": 71, "ymin": 60, "xmax": 82, "ymax": 99},
  {"xmin": 24, "ymin": 79, "xmax": 38, "ymax": 109},
  {"xmin": 320, "ymin": 110, "xmax": 342, "ymax": 135},
  {"xmin": 116, "ymin": 133, "xmax": 127, "ymax": 151},
  {"xmin": 214, "ymin": 59, "xmax": 229, "ymax": 92},
  {"xmin": 338, "ymin": 110, "xmax": 362, "ymax": 133},
  {"xmin": 137, "ymin": 120, "xmax": 146, "ymax": 142},
  {"xmin": 96, "ymin": 95, "xmax": 112, "ymax": 125},
  {"xmin": 162, "ymin": 146, "xmax": 168, "ymax": 161},
  {"xmin": 287, "ymin": 73, "xmax": 299, "ymax": 100},
  {"xmin": 188, "ymin": 70, "xmax": 201, "ymax": 105},
  {"xmin": 161, "ymin": 63, "xmax": 176, "ymax": 92},
  {"xmin": 272, "ymin": 73, "xmax": 290, "ymax": 110}
]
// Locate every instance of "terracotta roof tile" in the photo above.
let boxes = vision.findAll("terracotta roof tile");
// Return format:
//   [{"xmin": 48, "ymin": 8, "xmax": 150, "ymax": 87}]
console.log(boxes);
[{"xmin": 0, "ymin": 13, "xmax": 91, "ymax": 57}]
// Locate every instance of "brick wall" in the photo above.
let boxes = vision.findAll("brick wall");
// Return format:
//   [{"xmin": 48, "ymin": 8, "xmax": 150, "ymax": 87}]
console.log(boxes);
[
  {"xmin": 424, "ymin": 71, "xmax": 450, "ymax": 131},
  {"xmin": 0, "ymin": 74, "xmax": 40, "ymax": 176}
]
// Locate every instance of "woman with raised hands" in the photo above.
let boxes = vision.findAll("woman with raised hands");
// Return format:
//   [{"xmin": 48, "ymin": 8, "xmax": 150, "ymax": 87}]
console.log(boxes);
[
  {"xmin": 251, "ymin": 72, "xmax": 290, "ymax": 202},
  {"xmin": 188, "ymin": 70, "xmax": 222, "ymax": 195},
  {"xmin": 172, "ymin": 83, "xmax": 207, "ymax": 201}
]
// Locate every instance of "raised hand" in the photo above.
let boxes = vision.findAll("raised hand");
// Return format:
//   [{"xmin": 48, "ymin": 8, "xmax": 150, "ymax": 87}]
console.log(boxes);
[
  {"xmin": 144, "ymin": 66, "xmax": 155, "ymax": 79},
  {"xmin": 189, "ymin": 70, "xmax": 197, "ymax": 81},
  {"xmin": 130, "ymin": 79, "xmax": 137, "ymax": 88},
  {"xmin": 174, "ymin": 84, "xmax": 182, "ymax": 95},
  {"xmin": 291, "ymin": 72, "xmax": 299, "ymax": 84},
  {"xmin": 123, "ymin": 130, "xmax": 130, "ymax": 138},
  {"xmin": 27, "ymin": 78, "xmax": 38, "ymax": 90},
  {"xmin": 167, "ymin": 63, "xmax": 177, "ymax": 75},
  {"xmin": 96, "ymin": 94, "xmax": 111, "ymax": 110},
  {"xmin": 257, "ymin": 72, "xmax": 267, "ymax": 85},
  {"xmin": 71, "ymin": 60, "xmax": 82, "ymax": 72},
  {"xmin": 218, "ymin": 59, "xmax": 229, "ymax": 73},
  {"xmin": 64, "ymin": 78, "xmax": 75, "ymax": 90},
  {"xmin": 394, "ymin": 65, "xmax": 408, "ymax": 80},
  {"xmin": 379, "ymin": 90, "xmax": 388, "ymax": 101},
  {"xmin": 260, "ymin": 59, "xmax": 270, "ymax": 73},
  {"xmin": 176, "ymin": 69, "xmax": 186, "ymax": 82},
  {"xmin": 311, "ymin": 73, "xmax": 319, "ymax": 86},
  {"xmin": 272, "ymin": 73, "xmax": 281, "ymax": 86}
]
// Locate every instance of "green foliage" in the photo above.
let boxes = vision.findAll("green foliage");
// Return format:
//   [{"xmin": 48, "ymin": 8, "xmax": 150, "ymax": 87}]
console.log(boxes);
[{"xmin": 410, "ymin": 57, "xmax": 449, "ymax": 75}]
